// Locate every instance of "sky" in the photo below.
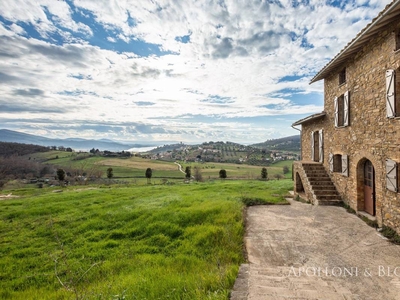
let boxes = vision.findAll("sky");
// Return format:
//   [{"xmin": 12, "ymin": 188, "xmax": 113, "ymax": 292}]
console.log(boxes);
[{"xmin": 0, "ymin": 0, "xmax": 392, "ymax": 145}]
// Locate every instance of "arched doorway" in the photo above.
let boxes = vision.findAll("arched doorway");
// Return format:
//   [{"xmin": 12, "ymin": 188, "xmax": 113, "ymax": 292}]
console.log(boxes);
[{"xmin": 363, "ymin": 160, "xmax": 375, "ymax": 216}]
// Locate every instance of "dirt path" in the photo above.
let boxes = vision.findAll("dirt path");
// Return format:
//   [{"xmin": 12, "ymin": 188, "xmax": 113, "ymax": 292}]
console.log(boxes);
[
  {"xmin": 231, "ymin": 198, "xmax": 400, "ymax": 300},
  {"xmin": 0, "ymin": 193, "xmax": 19, "ymax": 200},
  {"xmin": 174, "ymin": 162, "xmax": 185, "ymax": 174}
]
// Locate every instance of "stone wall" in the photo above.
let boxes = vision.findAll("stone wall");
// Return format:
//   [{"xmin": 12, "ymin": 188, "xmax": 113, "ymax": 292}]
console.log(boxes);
[
  {"xmin": 300, "ymin": 20, "xmax": 400, "ymax": 234},
  {"xmin": 293, "ymin": 161, "xmax": 314, "ymax": 203},
  {"xmin": 299, "ymin": 118, "xmax": 326, "ymax": 162}
]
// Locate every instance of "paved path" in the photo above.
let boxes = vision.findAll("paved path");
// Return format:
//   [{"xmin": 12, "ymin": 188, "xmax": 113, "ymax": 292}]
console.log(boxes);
[{"xmin": 230, "ymin": 198, "xmax": 400, "ymax": 300}]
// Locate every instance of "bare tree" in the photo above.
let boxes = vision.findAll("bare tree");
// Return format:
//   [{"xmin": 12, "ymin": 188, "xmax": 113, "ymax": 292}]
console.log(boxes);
[{"xmin": 193, "ymin": 166, "xmax": 203, "ymax": 182}]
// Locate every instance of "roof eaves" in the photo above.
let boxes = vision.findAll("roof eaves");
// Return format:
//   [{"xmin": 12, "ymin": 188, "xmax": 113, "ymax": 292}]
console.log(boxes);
[{"xmin": 292, "ymin": 111, "xmax": 326, "ymax": 127}]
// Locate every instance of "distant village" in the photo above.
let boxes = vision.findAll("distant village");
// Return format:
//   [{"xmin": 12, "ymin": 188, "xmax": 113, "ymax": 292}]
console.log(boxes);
[{"xmin": 137, "ymin": 141, "xmax": 300, "ymax": 165}]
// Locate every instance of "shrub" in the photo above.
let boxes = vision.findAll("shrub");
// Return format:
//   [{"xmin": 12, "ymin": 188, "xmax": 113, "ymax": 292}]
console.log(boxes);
[
  {"xmin": 145, "ymin": 168, "xmax": 152, "ymax": 183},
  {"xmin": 219, "ymin": 169, "xmax": 227, "ymax": 179},
  {"xmin": 56, "ymin": 169, "xmax": 66, "ymax": 181},
  {"xmin": 283, "ymin": 165, "xmax": 290, "ymax": 174},
  {"xmin": 185, "ymin": 166, "xmax": 191, "ymax": 179},
  {"xmin": 106, "ymin": 167, "xmax": 113, "ymax": 179},
  {"xmin": 261, "ymin": 167, "xmax": 268, "ymax": 180}
]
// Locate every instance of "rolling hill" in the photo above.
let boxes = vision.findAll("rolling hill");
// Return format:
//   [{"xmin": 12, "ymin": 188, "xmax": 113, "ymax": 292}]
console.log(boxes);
[
  {"xmin": 250, "ymin": 135, "xmax": 300, "ymax": 152},
  {"xmin": 0, "ymin": 129, "xmax": 154, "ymax": 152}
]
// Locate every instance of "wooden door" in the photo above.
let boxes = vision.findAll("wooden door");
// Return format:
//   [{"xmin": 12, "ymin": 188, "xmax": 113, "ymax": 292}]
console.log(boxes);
[
  {"xmin": 364, "ymin": 160, "xmax": 375, "ymax": 216},
  {"xmin": 313, "ymin": 131, "xmax": 319, "ymax": 162}
]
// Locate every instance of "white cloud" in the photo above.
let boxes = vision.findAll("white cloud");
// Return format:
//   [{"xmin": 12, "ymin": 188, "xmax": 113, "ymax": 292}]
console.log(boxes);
[{"xmin": 0, "ymin": 0, "xmax": 392, "ymax": 143}]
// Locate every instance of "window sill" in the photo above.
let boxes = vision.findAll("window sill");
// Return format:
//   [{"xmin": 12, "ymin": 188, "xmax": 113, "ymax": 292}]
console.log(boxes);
[
  {"xmin": 338, "ymin": 82, "xmax": 346, "ymax": 87},
  {"xmin": 393, "ymin": 48, "xmax": 400, "ymax": 54},
  {"xmin": 335, "ymin": 125, "xmax": 349, "ymax": 128}
]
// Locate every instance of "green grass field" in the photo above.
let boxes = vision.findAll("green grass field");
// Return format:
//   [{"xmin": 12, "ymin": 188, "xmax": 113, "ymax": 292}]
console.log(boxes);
[
  {"xmin": 179, "ymin": 161, "xmax": 292, "ymax": 180},
  {"xmin": 26, "ymin": 151, "xmax": 293, "ymax": 181},
  {"xmin": 0, "ymin": 180, "xmax": 292, "ymax": 300}
]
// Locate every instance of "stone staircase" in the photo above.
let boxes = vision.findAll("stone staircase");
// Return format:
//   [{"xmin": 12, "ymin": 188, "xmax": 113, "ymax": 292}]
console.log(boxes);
[{"xmin": 302, "ymin": 163, "xmax": 342, "ymax": 206}]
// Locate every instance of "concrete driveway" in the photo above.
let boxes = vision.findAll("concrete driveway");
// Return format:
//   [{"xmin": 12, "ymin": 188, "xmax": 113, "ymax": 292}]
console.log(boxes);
[{"xmin": 231, "ymin": 198, "xmax": 400, "ymax": 300}]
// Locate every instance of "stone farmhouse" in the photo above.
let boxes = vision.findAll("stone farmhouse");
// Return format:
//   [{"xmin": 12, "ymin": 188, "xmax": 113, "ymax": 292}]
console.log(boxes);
[{"xmin": 292, "ymin": 0, "xmax": 400, "ymax": 234}]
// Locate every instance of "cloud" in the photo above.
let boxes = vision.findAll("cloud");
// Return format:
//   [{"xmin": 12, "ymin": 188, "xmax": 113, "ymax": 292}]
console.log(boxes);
[
  {"xmin": 0, "ymin": 72, "xmax": 20, "ymax": 83},
  {"xmin": 0, "ymin": 0, "xmax": 391, "ymax": 143},
  {"xmin": 12, "ymin": 88, "xmax": 45, "ymax": 97},
  {"xmin": 0, "ymin": 103, "xmax": 66, "ymax": 114},
  {"xmin": 211, "ymin": 37, "xmax": 234, "ymax": 59}
]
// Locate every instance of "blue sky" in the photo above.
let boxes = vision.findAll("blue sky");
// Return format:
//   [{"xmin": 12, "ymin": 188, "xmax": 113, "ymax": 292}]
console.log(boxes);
[{"xmin": 0, "ymin": 0, "xmax": 391, "ymax": 144}]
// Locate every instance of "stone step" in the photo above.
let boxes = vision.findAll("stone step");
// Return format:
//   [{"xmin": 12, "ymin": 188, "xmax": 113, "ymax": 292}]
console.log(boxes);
[
  {"xmin": 303, "ymin": 167, "xmax": 327, "ymax": 171},
  {"xmin": 317, "ymin": 195, "xmax": 341, "ymax": 200},
  {"xmin": 314, "ymin": 190, "xmax": 339, "ymax": 196},
  {"xmin": 307, "ymin": 176, "xmax": 331, "ymax": 181},
  {"xmin": 309, "ymin": 181, "xmax": 335, "ymax": 186},
  {"xmin": 304, "ymin": 169, "xmax": 326, "ymax": 173},
  {"xmin": 303, "ymin": 166, "xmax": 325, "ymax": 170},
  {"xmin": 317, "ymin": 199, "xmax": 343, "ymax": 206},
  {"xmin": 230, "ymin": 264, "xmax": 249, "ymax": 300},
  {"xmin": 299, "ymin": 163, "xmax": 342, "ymax": 206},
  {"xmin": 304, "ymin": 172, "xmax": 329, "ymax": 176},
  {"xmin": 312, "ymin": 185, "xmax": 337, "ymax": 191}
]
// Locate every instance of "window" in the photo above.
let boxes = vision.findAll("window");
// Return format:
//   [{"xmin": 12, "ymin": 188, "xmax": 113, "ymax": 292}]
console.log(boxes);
[
  {"xmin": 339, "ymin": 68, "xmax": 346, "ymax": 85},
  {"xmin": 386, "ymin": 159, "xmax": 398, "ymax": 192},
  {"xmin": 386, "ymin": 69, "xmax": 400, "ymax": 118},
  {"xmin": 334, "ymin": 91, "xmax": 349, "ymax": 127},
  {"xmin": 333, "ymin": 154, "xmax": 342, "ymax": 172},
  {"xmin": 395, "ymin": 29, "xmax": 400, "ymax": 51},
  {"xmin": 329, "ymin": 153, "xmax": 348, "ymax": 176},
  {"xmin": 311, "ymin": 130, "xmax": 323, "ymax": 163}
]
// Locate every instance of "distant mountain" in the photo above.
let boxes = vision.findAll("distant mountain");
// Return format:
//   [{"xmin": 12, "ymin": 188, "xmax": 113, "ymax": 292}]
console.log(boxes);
[
  {"xmin": 250, "ymin": 135, "xmax": 300, "ymax": 152},
  {"xmin": 0, "ymin": 129, "xmax": 301, "ymax": 153},
  {"xmin": 0, "ymin": 129, "xmax": 154, "ymax": 152}
]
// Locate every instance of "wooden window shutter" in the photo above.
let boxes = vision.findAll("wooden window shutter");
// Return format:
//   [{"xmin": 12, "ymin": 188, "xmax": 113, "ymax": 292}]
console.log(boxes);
[
  {"xmin": 318, "ymin": 130, "xmax": 323, "ymax": 163},
  {"xmin": 343, "ymin": 91, "xmax": 349, "ymax": 126},
  {"xmin": 329, "ymin": 153, "xmax": 333, "ymax": 172},
  {"xmin": 334, "ymin": 97, "xmax": 339, "ymax": 127},
  {"xmin": 341, "ymin": 155, "xmax": 348, "ymax": 177},
  {"xmin": 386, "ymin": 159, "xmax": 398, "ymax": 192},
  {"xmin": 311, "ymin": 131, "xmax": 314, "ymax": 161},
  {"xmin": 386, "ymin": 70, "xmax": 395, "ymax": 118}
]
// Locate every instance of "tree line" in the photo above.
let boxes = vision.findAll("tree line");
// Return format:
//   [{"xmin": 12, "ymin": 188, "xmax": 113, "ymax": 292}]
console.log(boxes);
[{"xmin": 0, "ymin": 142, "xmax": 49, "ymax": 157}]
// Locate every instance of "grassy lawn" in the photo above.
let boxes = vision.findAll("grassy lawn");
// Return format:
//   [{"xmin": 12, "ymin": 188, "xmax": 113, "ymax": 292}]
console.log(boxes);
[
  {"xmin": 27, "ymin": 151, "xmax": 293, "ymax": 180},
  {"xmin": 0, "ymin": 180, "xmax": 292, "ymax": 300},
  {"xmin": 180, "ymin": 161, "xmax": 293, "ymax": 180}
]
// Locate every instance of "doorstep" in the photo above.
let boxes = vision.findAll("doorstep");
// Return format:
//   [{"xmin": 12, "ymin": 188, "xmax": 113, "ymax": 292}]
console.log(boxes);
[{"xmin": 357, "ymin": 210, "xmax": 377, "ymax": 222}]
